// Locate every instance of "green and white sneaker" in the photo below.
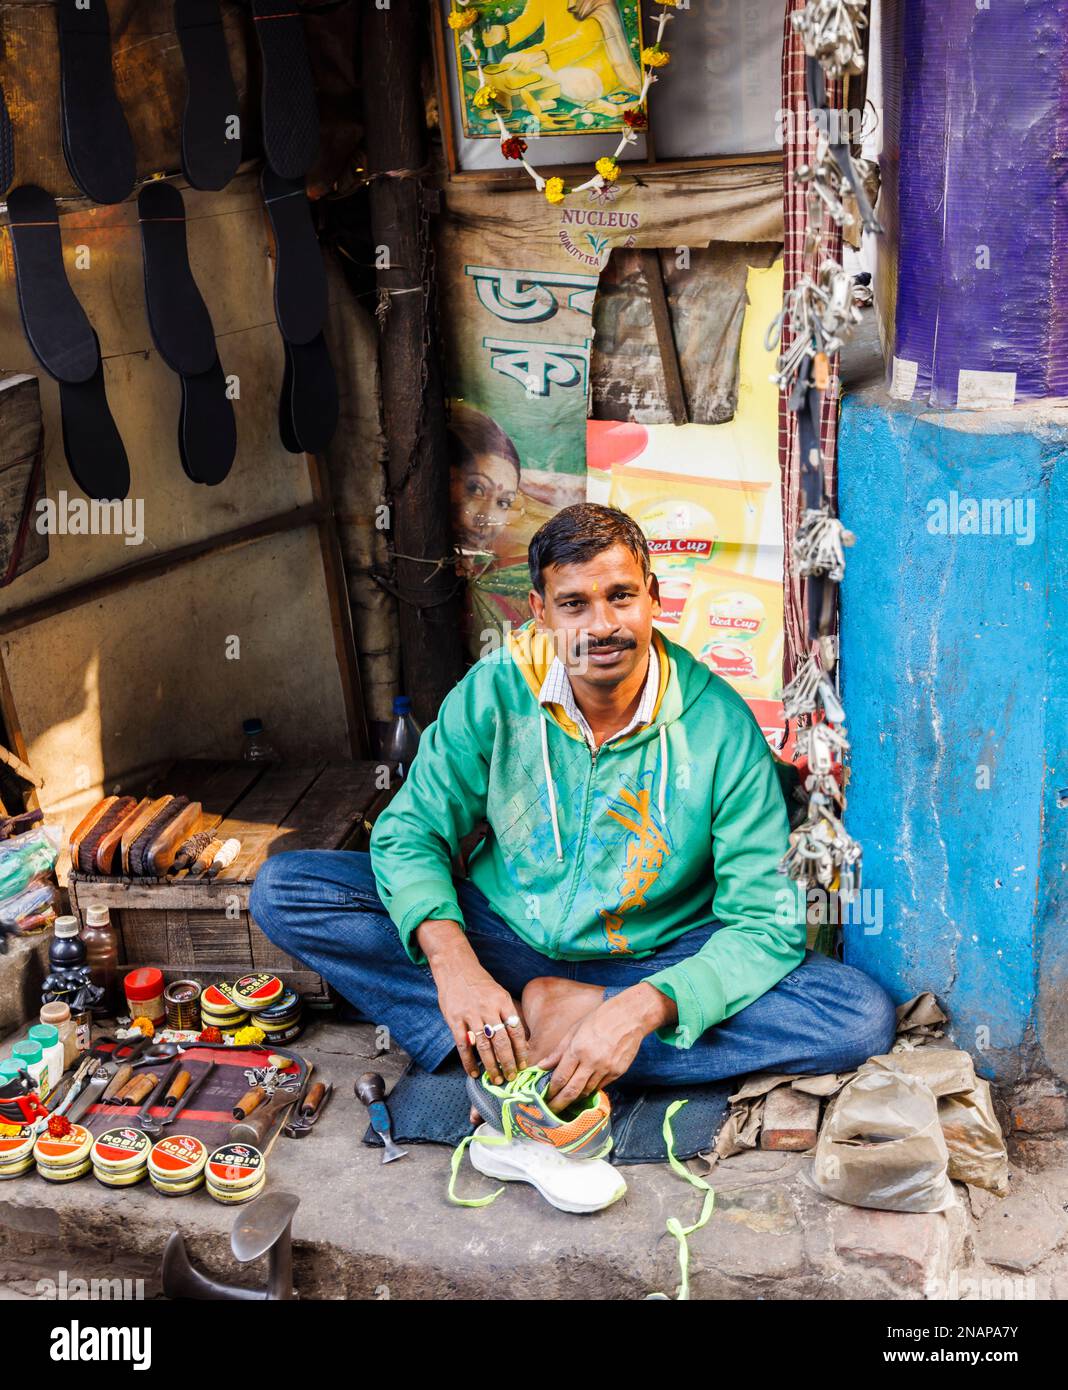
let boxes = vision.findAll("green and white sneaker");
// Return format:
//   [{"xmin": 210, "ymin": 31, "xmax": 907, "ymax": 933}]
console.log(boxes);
[
  {"xmin": 466, "ymin": 1066, "xmax": 613, "ymax": 1158},
  {"xmin": 467, "ymin": 1123, "xmax": 626, "ymax": 1214},
  {"xmin": 449, "ymin": 1067, "xmax": 622, "ymax": 1213}
]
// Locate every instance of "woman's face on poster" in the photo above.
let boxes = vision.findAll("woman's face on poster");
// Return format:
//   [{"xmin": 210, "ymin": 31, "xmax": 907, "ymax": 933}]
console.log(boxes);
[{"xmin": 452, "ymin": 450, "xmax": 520, "ymax": 554}]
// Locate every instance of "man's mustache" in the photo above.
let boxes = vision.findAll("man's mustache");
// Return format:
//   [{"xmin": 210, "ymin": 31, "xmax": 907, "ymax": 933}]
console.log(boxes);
[{"xmin": 570, "ymin": 636, "xmax": 638, "ymax": 655}]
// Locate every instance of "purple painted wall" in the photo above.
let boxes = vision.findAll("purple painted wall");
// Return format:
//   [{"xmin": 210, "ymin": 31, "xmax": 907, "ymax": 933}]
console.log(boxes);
[{"xmin": 889, "ymin": 0, "xmax": 1068, "ymax": 407}]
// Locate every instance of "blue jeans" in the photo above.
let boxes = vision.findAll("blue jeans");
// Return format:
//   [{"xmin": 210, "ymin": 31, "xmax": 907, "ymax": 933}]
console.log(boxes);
[{"xmin": 250, "ymin": 851, "xmax": 896, "ymax": 1086}]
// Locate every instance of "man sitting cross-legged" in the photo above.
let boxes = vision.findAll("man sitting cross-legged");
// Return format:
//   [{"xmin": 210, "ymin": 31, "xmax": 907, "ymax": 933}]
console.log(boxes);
[{"xmin": 251, "ymin": 504, "xmax": 894, "ymax": 1128}]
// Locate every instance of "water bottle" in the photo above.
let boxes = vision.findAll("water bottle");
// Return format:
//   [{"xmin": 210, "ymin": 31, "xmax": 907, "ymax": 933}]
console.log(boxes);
[
  {"xmin": 242, "ymin": 718, "xmax": 279, "ymax": 763},
  {"xmin": 384, "ymin": 696, "xmax": 422, "ymax": 781}
]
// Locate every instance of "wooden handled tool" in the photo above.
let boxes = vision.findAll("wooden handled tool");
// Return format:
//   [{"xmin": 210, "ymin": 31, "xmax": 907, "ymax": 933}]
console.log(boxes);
[
  {"xmin": 134, "ymin": 1057, "xmax": 185, "ymax": 1127},
  {"xmin": 233, "ymin": 1086, "xmax": 266, "ymax": 1121},
  {"xmin": 164, "ymin": 1069, "xmax": 192, "ymax": 1106},
  {"xmin": 302, "ymin": 1082, "xmax": 326, "ymax": 1115},
  {"xmin": 283, "ymin": 1081, "xmax": 332, "ymax": 1138},
  {"xmin": 142, "ymin": 1060, "xmax": 217, "ymax": 1137},
  {"xmin": 102, "ymin": 1063, "xmax": 134, "ymax": 1102},
  {"xmin": 119, "ymin": 1072, "xmax": 159, "ymax": 1106},
  {"xmin": 230, "ymin": 1085, "xmax": 303, "ymax": 1147}
]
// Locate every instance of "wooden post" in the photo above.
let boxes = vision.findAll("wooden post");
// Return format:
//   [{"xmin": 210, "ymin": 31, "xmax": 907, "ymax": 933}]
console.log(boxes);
[
  {"xmin": 641, "ymin": 250, "xmax": 689, "ymax": 426},
  {"xmin": 361, "ymin": 3, "xmax": 465, "ymax": 729}
]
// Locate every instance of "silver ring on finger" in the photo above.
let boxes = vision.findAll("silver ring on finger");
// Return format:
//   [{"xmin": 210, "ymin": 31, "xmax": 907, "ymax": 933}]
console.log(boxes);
[{"xmin": 505, "ymin": 1014, "xmax": 521, "ymax": 1029}]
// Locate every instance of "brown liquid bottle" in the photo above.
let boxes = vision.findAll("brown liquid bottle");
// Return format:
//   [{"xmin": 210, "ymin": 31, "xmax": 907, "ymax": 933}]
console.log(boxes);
[{"xmin": 81, "ymin": 904, "xmax": 119, "ymax": 1015}]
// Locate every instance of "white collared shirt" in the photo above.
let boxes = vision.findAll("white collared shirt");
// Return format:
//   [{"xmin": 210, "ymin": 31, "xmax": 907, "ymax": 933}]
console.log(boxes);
[{"xmin": 538, "ymin": 645, "xmax": 659, "ymax": 749}]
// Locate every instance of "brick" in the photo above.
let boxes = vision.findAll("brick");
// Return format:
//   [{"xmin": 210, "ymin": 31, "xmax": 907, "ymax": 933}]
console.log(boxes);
[
  {"xmin": 1008, "ymin": 1135, "xmax": 1068, "ymax": 1173},
  {"xmin": 760, "ymin": 1085, "xmax": 821, "ymax": 1151},
  {"xmin": 833, "ymin": 1204, "xmax": 956, "ymax": 1293},
  {"xmin": 975, "ymin": 1188, "xmax": 1068, "ymax": 1273},
  {"xmin": 1011, "ymin": 1095, "xmax": 1068, "ymax": 1135}
]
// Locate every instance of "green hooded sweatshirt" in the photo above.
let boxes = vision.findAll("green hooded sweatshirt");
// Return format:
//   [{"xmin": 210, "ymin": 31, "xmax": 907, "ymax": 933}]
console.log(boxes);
[{"xmin": 370, "ymin": 623, "xmax": 806, "ymax": 1051}]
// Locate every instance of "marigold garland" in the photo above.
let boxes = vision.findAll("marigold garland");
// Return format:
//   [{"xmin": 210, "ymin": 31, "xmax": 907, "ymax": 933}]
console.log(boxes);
[{"xmin": 453, "ymin": 1, "xmax": 684, "ymax": 204}]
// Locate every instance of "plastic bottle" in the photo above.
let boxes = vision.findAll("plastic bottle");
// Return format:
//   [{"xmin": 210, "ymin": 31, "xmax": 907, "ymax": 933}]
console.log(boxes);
[
  {"xmin": 384, "ymin": 696, "xmax": 422, "ymax": 781},
  {"xmin": 40, "ymin": 1001, "xmax": 80, "ymax": 1069},
  {"xmin": 27, "ymin": 1024, "xmax": 64, "ymax": 1096},
  {"xmin": 10, "ymin": 1039, "xmax": 50, "ymax": 1099},
  {"xmin": 82, "ymin": 904, "xmax": 119, "ymax": 1014},
  {"xmin": 49, "ymin": 915, "xmax": 87, "ymax": 972},
  {"xmin": 242, "ymin": 718, "xmax": 279, "ymax": 763},
  {"xmin": 0, "ymin": 1058, "xmax": 26, "ymax": 1086}
]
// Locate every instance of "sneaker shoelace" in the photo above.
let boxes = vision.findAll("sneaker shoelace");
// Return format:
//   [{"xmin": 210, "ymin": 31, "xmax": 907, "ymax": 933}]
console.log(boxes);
[
  {"xmin": 645, "ymin": 1099, "xmax": 716, "ymax": 1302},
  {"xmin": 449, "ymin": 1082, "xmax": 716, "ymax": 1298},
  {"xmin": 447, "ymin": 1067, "xmax": 557, "ymax": 1209}
]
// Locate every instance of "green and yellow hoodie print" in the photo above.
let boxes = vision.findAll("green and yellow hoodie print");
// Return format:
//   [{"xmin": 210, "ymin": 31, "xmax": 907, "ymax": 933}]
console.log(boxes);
[{"xmin": 370, "ymin": 623, "xmax": 806, "ymax": 1050}]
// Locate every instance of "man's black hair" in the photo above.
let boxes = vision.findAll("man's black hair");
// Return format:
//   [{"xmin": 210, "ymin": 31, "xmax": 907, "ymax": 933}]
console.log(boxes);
[{"xmin": 528, "ymin": 503, "xmax": 651, "ymax": 597}]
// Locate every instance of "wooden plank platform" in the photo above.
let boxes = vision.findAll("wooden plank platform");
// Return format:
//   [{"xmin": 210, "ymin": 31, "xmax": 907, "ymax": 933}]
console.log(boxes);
[{"xmin": 68, "ymin": 759, "xmax": 385, "ymax": 996}]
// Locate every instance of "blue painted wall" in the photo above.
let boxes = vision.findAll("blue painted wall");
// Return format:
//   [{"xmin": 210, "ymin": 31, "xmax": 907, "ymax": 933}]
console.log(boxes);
[{"xmin": 838, "ymin": 388, "xmax": 1068, "ymax": 1086}]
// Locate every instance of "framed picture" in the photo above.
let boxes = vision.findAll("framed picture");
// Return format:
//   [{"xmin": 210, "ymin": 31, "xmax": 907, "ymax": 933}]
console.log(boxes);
[
  {"xmin": 432, "ymin": 0, "xmax": 786, "ymax": 179},
  {"xmin": 450, "ymin": 1, "xmax": 645, "ymax": 140}
]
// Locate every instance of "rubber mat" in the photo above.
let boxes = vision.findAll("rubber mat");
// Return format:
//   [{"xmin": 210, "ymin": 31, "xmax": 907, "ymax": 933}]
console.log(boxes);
[
  {"xmin": 281, "ymin": 334, "xmax": 337, "ymax": 453},
  {"xmin": 363, "ymin": 1055, "xmax": 733, "ymax": 1166},
  {"xmin": 251, "ymin": 0, "xmax": 319, "ymax": 179},
  {"xmin": 176, "ymin": 0, "xmax": 242, "ymax": 192},
  {"xmin": 138, "ymin": 180, "xmax": 235, "ymax": 486},
  {"xmin": 56, "ymin": 0, "xmax": 135, "ymax": 205},
  {"xmin": 262, "ymin": 165, "xmax": 327, "ymax": 346},
  {"xmin": 0, "ymin": 83, "xmax": 14, "ymax": 195}
]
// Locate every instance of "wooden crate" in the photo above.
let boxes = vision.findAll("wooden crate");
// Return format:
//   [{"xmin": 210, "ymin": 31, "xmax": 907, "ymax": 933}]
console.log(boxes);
[{"xmin": 68, "ymin": 759, "xmax": 387, "ymax": 999}]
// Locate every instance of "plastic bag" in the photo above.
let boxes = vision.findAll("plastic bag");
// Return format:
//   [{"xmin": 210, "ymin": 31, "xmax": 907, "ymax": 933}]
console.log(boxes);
[
  {"xmin": 812, "ymin": 1069, "xmax": 956, "ymax": 1213},
  {"xmin": 939, "ymin": 1079, "xmax": 1009, "ymax": 1195},
  {"xmin": 865, "ymin": 1046, "xmax": 977, "ymax": 1099},
  {"xmin": 0, "ymin": 825, "xmax": 61, "ymax": 901},
  {"xmin": 0, "ymin": 875, "xmax": 60, "ymax": 935}
]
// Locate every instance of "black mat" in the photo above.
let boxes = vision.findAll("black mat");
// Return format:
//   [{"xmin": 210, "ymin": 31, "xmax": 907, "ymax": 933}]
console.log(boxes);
[
  {"xmin": 262, "ymin": 166, "xmax": 327, "ymax": 346},
  {"xmin": 363, "ymin": 1055, "xmax": 733, "ymax": 1166},
  {"xmin": 281, "ymin": 334, "xmax": 338, "ymax": 454},
  {"xmin": 251, "ymin": 0, "xmax": 320, "ymax": 180},
  {"xmin": 139, "ymin": 181, "xmax": 217, "ymax": 377},
  {"xmin": 56, "ymin": 0, "xmax": 135, "ymax": 205},
  {"xmin": 0, "ymin": 83, "xmax": 13, "ymax": 195},
  {"xmin": 8, "ymin": 185, "xmax": 98, "ymax": 384},
  {"xmin": 176, "ymin": 0, "xmax": 242, "ymax": 192},
  {"xmin": 9, "ymin": 185, "xmax": 130, "ymax": 501},
  {"xmin": 139, "ymin": 180, "xmax": 235, "ymax": 486}
]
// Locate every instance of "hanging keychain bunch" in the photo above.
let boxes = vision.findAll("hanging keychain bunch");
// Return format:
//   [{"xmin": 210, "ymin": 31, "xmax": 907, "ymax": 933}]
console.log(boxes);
[{"xmin": 774, "ymin": 0, "xmax": 880, "ymax": 912}]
